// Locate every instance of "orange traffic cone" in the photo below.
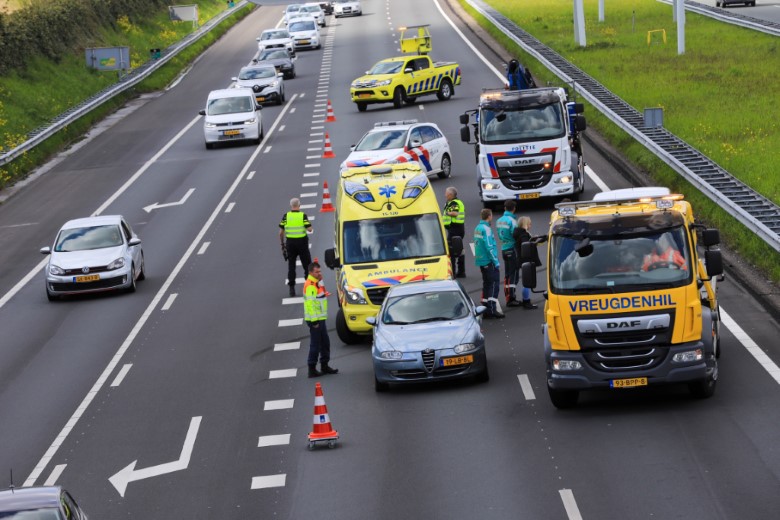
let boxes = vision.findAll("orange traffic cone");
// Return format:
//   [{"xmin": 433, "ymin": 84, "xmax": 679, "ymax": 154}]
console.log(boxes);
[
  {"xmin": 322, "ymin": 132, "xmax": 336, "ymax": 158},
  {"xmin": 320, "ymin": 181, "xmax": 335, "ymax": 213},
  {"xmin": 326, "ymin": 99, "xmax": 337, "ymax": 122},
  {"xmin": 307, "ymin": 382, "xmax": 339, "ymax": 449}
]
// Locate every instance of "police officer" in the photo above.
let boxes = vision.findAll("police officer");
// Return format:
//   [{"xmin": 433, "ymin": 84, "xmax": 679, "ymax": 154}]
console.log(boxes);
[
  {"xmin": 443, "ymin": 187, "xmax": 466, "ymax": 278},
  {"xmin": 279, "ymin": 197, "xmax": 312, "ymax": 297},
  {"xmin": 474, "ymin": 208, "xmax": 504, "ymax": 319},
  {"xmin": 304, "ymin": 261, "xmax": 338, "ymax": 378},
  {"xmin": 496, "ymin": 200, "xmax": 521, "ymax": 307}
]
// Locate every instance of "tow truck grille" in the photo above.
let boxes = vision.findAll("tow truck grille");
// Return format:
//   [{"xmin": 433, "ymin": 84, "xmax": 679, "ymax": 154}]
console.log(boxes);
[{"xmin": 585, "ymin": 347, "xmax": 665, "ymax": 371}]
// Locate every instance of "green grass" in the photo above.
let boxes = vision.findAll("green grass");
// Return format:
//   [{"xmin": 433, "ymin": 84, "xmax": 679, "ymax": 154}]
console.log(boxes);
[
  {"xmin": 458, "ymin": 0, "xmax": 780, "ymax": 282},
  {"xmin": 0, "ymin": 0, "xmax": 252, "ymax": 187}
]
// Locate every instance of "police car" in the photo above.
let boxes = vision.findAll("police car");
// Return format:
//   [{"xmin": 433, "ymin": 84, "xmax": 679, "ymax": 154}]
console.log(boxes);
[{"xmin": 339, "ymin": 120, "xmax": 452, "ymax": 179}]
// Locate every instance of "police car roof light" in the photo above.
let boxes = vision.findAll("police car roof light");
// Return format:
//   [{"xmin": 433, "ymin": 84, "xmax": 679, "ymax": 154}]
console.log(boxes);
[{"xmin": 374, "ymin": 120, "xmax": 418, "ymax": 127}]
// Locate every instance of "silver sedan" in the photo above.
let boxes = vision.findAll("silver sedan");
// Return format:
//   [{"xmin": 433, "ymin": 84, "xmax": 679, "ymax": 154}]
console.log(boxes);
[
  {"xmin": 368, "ymin": 279, "xmax": 489, "ymax": 391},
  {"xmin": 41, "ymin": 215, "xmax": 145, "ymax": 300}
]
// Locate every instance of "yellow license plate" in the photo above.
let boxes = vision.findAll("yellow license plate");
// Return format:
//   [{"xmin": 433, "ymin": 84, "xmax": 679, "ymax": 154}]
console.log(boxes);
[
  {"xmin": 358, "ymin": 93, "xmax": 372, "ymax": 98},
  {"xmin": 256, "ymin": 97, "xmax": 265, "ymax": 102},
  {"xmin": 223, "ymin": 129, "xmax": 240, "ymax": 136},
  {"xmin": 299, "ymin": 40, "xmax": 310, "ymax": 44},
  {"xmin": 519, "ymin": 192, "xmax": 541, "ymax": 200},
  {"xmin": 441, "ymin": 355, "xmax": 473, "ymax": 367},
  {"xmin": 75, "ymin": 274, "xmax": 100, "ymax": 283},
  {"xmin": 611, "ymin": 377, "xmax": 648, "ymax": 388}
]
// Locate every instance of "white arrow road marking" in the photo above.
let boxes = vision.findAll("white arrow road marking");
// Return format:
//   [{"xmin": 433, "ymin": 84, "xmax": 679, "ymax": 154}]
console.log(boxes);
[
  {"xmin": 143, "ymin": 188, "xmax": 195, "ymax": 213},
  {"xmin": 109, "ymin": 416, "xmax": 202, "ymax": 497}
]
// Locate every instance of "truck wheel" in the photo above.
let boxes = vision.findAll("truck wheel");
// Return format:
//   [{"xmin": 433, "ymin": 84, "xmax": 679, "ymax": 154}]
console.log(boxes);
[
  {"xmin": 392, "ymin": 87, "xmax": 404, "ymax": 109},
  {"xmin": 548, "ymin": 385, "xmax": 579, "ymax": 409},
  {"xmin": 357, "ymin": 102, "xmax": 367, "ymax": 112},
  {"xmin": 689, "ymin": 371, "xmax": 717, "ymax": 399},
  {"xmin": 336, "ymin": 308, "xmax": 362, "ymax": 345},
  {"xmin": 436, "ymin": 79, "xmax": 453, "ymax": 101},
  {"xmin": 437, "ymin": 153, "xmax": 452, "ymax": 179}
]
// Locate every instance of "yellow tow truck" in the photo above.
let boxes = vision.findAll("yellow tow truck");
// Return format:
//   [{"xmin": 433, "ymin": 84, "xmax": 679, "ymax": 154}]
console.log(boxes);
[{"xmin": 349, "ymin": 25, "xmax": 462, "ymax": 112}]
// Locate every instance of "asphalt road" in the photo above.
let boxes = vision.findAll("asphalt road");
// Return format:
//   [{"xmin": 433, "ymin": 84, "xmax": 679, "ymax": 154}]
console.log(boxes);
[{"xmin": 1, "ymin": 0, "xmax": 779, "ymax": 518}]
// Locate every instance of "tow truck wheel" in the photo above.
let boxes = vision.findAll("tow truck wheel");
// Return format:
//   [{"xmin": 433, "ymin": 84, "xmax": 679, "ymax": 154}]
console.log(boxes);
[
  {"xmin": 436, "ymin": 79, "xmax": 453, "ymax": 101},
  {"xmin": 392, "ymin": 87, "xmax": 404, "ymax": 109},
  {"xmin": 336, "ymin": 308, "xmax": 362, "ymax": 345},
  {"xmin": 357, "ymin": 102, "xmax": 367, "ymax": 112},
  {"xmin": 548, "ymin": 385, "xmax": 579, "ymax": 409}
]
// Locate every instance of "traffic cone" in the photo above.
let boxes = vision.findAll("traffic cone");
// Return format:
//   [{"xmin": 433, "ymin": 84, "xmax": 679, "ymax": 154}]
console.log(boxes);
[
  {"xmin": 307, "ymin": 382, "xmax": 338, "ymax": 449},
  {"xmin": 326, "ymin": 99, "xmax": 337, "ymax": 122},
  {"xmin": 322, "ymin": 132, "xmax": 336, "ymax": 158},
  {"xmin": 320, "ymin": 181, "xmax": 335, "ymax": 213}
]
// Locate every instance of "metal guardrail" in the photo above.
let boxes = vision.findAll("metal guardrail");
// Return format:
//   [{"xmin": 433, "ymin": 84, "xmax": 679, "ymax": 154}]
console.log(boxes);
[
  {"xmin": 659, "ymin": 0, "xmax": 780, "ymax": 37},
  {"xmin": 464, "ymin": 0, "xmax": 780, "ymax": 253},
  {"xmin": 0, "ymin": 1, "xmax": 249, "ymax": 169}
]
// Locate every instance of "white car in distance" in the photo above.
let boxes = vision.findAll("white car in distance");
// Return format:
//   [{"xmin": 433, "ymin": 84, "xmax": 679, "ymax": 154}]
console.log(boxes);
[
  {"xmin": 256, "ymin": 28, "xmax": 295, "ymax": 56},
  {"xmin": 333, "ymin": 0, "xmax": 362, "ymax": 18},
  {"xmin": 288, "ymin": 17, "xmax": 321, "ymax": 50}
]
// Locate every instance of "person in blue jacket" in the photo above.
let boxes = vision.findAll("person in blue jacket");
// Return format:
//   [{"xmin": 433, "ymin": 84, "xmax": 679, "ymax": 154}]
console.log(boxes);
[
  {"xmin": 506, "ymin": 59, "xmax": 532, "ymax": 91},
  {"xmin": 474, "ymin": 208, "xmax": 504, "ymax": 319},
  {"xmin": 496, "ymin": 200, "xmax": 521, "ymax": 307}
]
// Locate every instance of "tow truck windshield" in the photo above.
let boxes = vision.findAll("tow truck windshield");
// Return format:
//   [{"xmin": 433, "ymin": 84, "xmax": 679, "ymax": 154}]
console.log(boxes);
[
  {"xmin": 480, "ymin": 103, "xmax": 565, "ymax": 144},
  {"xmin": 342, "ymin": 213, "xmax": 445, "ymax": 264}
]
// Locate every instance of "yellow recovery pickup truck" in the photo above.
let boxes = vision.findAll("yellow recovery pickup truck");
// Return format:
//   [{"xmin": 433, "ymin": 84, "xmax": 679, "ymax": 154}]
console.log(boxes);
[{"xmin": 350, "ymin": 25, "xmax": 462, "ymax": 112}]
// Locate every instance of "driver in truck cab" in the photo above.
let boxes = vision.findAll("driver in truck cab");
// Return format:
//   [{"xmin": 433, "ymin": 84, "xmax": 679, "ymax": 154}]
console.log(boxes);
[{"xmin": 642, "ymin": 233, "xmax": 687, "ymax": 271}]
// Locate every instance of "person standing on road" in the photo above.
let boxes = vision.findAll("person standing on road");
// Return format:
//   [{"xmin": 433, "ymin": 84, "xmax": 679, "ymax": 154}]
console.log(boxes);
[
  {"xmin": 279, "ymin": 197, "xmax": 312, "ymax": 297},
  {"xmin": 513, "ymin": 216, "xmax": 539, "ymax": 310},
  {"xmin": 496, "ymin": 200, "xmax": 521, "ymax": 307},
  {"xmin": 303, "ymin": 261, "xmax": 338, "ymax": 378},
  {"xmin": 474, "ymin": 208, "xmax": 504, "ymax": 319},
  {"xmin": 442, "ymin": 187, "xmax": 466, "ymax": 278}
]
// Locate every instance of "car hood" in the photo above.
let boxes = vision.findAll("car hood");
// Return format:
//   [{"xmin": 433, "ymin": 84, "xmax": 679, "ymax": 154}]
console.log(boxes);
[
  {"xmin": 260, "ymin": 38, "xmax": 292, "ymax": 47},
  {"xmin": 205, "ymin": 111, "xmax": 256, "ymax": 124},
  {"xmin": 352, "ymin": 73, "xmax": 396, "ymax": 86},
  {"xmin": 290, "ymin": 30, "xmax": 318, "ymax": 38},
  {"xmin": 235, "ymin": 78, "xmax": 277, "ymax": 89},
  {"xmin": 256, "ymin": 58, "xmax": 292, "ymax": 68},
  {"xmin": 50, "ymin": 246, "xmax": 125, "ymax": 268},
  {"xmin": 375, "ymin": 319, "xmax": 476, "ymax": 351}
]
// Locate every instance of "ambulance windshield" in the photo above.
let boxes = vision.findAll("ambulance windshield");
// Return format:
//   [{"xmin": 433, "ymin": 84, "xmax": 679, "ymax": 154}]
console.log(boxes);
[{"xmin": 342, "ymin": 213, "xmax": 446, "ymax": 264}]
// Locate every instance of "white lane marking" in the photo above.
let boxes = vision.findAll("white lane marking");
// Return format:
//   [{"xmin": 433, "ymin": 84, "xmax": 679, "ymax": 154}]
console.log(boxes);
[
  {"xmin": 419, "ymin": 105, "xmax": 424, "ymax": 111},
  {"xmin": 312, "ymin": 119, "xmax": 325, "ymax": 124},
  {"xmin": 251, "ymin": 474, "xmax": 286, "ymax": 489},
  {"xmin": 258, "ymin": 434, "xmax": 291, "ymax": 447},
  {"xmin": 247, "ymin": 170, "xmax": 256, "ymax": 180},
  {"xmin": 721, "ymin": 309, "xmax": 780, "ymax": 385},
  {"xmin": 316, "ymin": 93, "xmax": 327, "ymax": 98},
  {"xmin": 161, "ymin": 293, "xmax": 178, "ymax": 311},
  {"xmin": 269, "ymin": 368, "xmax": 298, "ymax": 379},
  {"xmin": 283, "ymin": 297, "xmax": 303, "ymax": 305},
  {"xmin": 22, "ymin": 95, "xmax": 301, "ymax": 487},
  {"xmin": 469, "ymin": 242, "xmax": 475, "ymax": 256},
  {"xmin": 314, "ymin": 103, "xmax": 326, "ymax": 107},
  {"xmin": 274, "ymin": 342, "xmax": 301, "ymax": 351},
  {"xmin": 290, "ymin": 107, "xmax": 296, "ymax": 113},
  {"xmin": 307, "ymin": 148, "xmax": 321, "ymax": 152},
  {"xmin": 263, "ymin": 146, "xmax": 272, "ymax": 154},
  {"xmin": 308, "ymin": 215, "xmax": 316, "ymax": 221},
  {"xmin": 517, "ymin": 374, "xmax": 536, "ymax": 400},
  {"xmin": 110, "ymin": 364, "xmax": 133, "ymax": 387},
  {"xmin": 317, "ymin": 89, "xmax": 328, "ymax": 93},
  {"xmin": 0, "ymin": 222, "xmax": 37, "ymax": 229},
  {"xmin": 143, "ymin": 187, "xmax": 195, "ymax": 213},
  {"xmin": 309, "ymin": 139, "xmax": 323, "ymax": 143},
  {"xmin": 278, "ymin": 318, "xmax": 303, "ymax": 327},
  {"xmin": 197, "ymin": 242, "xmax": 210, "ymax": 255},
  {"xmin": 43, "ymin": 464, "xmax": 67, "ymax": 486},
  {"xmin": 585, "ymin": 164, "xmax": 609, "ymax": 192},
  {"xmin": 300, "ymin": 203, "xmax": 316, "ymax": 209},
  {"xmin": 311, "ymin": 125, "xmax": 324, "ymax": 129},
  {"xmin": 300, "ymin": 192, "xmax": 317, "ymax": 198},
  {"xmin": 299, "ymin": 93, "xmax": 306, "ymax": 98},
  {"xmin": 225, "ymin": 202, "xmax": 235, "ymax": 213},
  {"xmin": 279, "ymin": 125, "xmax": 286, "ymax": 132},
  {"xmin": 313, "ymin": 108, "xmax": 326, "ymax": 113},
  {"xmin": 302, "ymin": 182, "xmax": 319, "ymax": 187},
  {"xmin": 306, "ymin": 155, "xmax": 320, "ymax": 159},
  {"xmin": 303, "ymin": 172, "xmax": 320, "ymax": 177},
  {"xmin": 559, "ymin": 489, "xmax": 584, "ymax": 520},
  {"xmin": 310, "ymin": 132, "xmax": 324, "ymax": 136},
  {"xmin": 264, "ymin": 399, "xmax": 294, "ymax": 410},
  {"xmin": 284, "ymin": 278, "xmax": 305, "ymax": 285}
]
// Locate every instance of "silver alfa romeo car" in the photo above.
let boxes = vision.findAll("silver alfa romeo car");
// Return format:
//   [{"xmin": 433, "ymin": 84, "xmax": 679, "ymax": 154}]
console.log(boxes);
[{"xmin": 368, "ymin": 279, "xmax": 489, "ymax": 391}]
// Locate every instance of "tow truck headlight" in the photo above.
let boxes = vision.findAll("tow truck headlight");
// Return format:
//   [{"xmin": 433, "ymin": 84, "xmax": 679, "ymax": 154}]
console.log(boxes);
[
  {"xmin": 554, "ymin": 175, "xmax": 572, "ymax": 184},
  {"xmin": 482, "ymin": 181, "xmax": 501, "ymax": 191},
  {"xmin": 379, "ymin": 351, "xmax": 403, "ymax": 360},
  {"xmin": 49, "ymin": 265, "xmax": 65, "ymax": 276},
  {"xmin": 552, "ymin": 359, "xmax": 582, "ymax": 371},
  {"xmin": 375, "ymin": 79, "xmax": 392, "ymax": 87},
  {"xmin": 454, "ymin": 343, "xmax": 477, "ymax": 354},
  {"xmin": 672, "ymin": 349, "xmax": 703, "ymax": 363}
]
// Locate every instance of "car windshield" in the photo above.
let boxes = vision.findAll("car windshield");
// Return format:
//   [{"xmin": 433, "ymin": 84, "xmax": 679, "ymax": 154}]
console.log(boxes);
[
  {"xmin": 54, "ymin": 225, "xmax": 123, "ymax": 252},
  {"xmin": 261, "ymin": 30, "xmax": 288, "ymax": 40},
  {"xmin": 0, "ymin": 509, "xmax": 62, "ymax": 519},
  {"xmin": 258, "ymin": 50, "xmax": 288, "ymax": 60},
  {"xmin": 289, "ymin": 21, "xmax": 315, "ymax": 31},
  {"xmin": 382, "ymin": 290, "xmax": 470, "ymax": 325},
  {"xmin": 480, "ymin": 103, "xmax": 565, "ymax": 144},
  {"xmin": 286, "ymin": 5, "xmax": 301, "ymax": 13},
  {"xmin": 207, "ymin": 96, "xmax": 254, "ymax": 115},
  {"xmin": 238, "ymin": 68, "xmax": 275, "ymax": 80},
  {"xmin": 342, "ymin": 213, "xmax": 446, "ymax": 264},
  {"xmin": 303, "ymin": 6, "xmax": 321, "ymax": 13},
  {"xmin": 354, "ymin": 130, "xmax": 407, "ymax": 151},
  {"xmin": 550, "ymin": 226, "xmax": 692, "ymax": 294},
  {"xmin": 369, "ymin": 61, "xmax": 403, "ymax": 75}
]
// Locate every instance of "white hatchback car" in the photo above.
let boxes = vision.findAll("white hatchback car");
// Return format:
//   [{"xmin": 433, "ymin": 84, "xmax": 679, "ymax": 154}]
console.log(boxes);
[
  {"xmin": 340, "ymin": 120, "xmax": 452, "ymax": 179},
  {"xmin": 288, "ymin": 17, "xmax": 321, "ymax": 50},
  {"xmin": 333, "ymin": 0, "xmax": 361, "ymax": 17},
  {"xmin": 256, "ymin": 28, "xmax": 295, "ymax": 56},
  {"xmin": 300, "ymin": 3, "xmax": 326, "ymax": 26},
  {"xmin": 199, "ymin": 88, "xmax": 263, "ymax": 149}
]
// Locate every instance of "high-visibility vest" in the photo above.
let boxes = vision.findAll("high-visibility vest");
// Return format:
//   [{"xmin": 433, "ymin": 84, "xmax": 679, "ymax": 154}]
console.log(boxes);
[
  {"xmin": 443, "ymin": 199, "xmax": 465, "ymax": 226},
  {"xmin": 282, "ymin": 211, "xmax": 307, "ymax": 239},
  {"xmin": 303, "ymin": 275, "xmax": 328, "ymax": 322}
]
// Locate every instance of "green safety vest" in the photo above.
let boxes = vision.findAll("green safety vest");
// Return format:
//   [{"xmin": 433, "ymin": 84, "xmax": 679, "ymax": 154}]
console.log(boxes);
[
  {"xmin": 443, "ymin": 199, "xmax": 465, "ymax": 226},
  {"xmin": 303, "ymin": 275, "xmax": 328, "ymax": 321},
  {"xmin": 282, "ymin": 211, "xmax": 307, "ymax": 239}
]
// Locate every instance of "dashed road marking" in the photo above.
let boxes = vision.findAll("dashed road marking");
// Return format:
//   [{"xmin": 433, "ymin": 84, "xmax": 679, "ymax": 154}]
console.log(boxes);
[
  {"xmin": 300, "ymin": 203, "xmax": 316, "ymax": 209},
  {"xmin": 559, "ymin": 489, "xmax": 583, "ymax": 520},
  {"xmin": 517, "ymin": 374, "xmax": 536, "ymax": 400},
  {"xmin": 305, "ymin": 164, "xmax": 321, "ymax": 168},
  {"xmin": 161, "ymin": 293, "xmax": 178, "ymax": 311},
  {"xmin": 264, "ymin": 399, "xmax": 294, "ymax": 411},
  {"xmin": 302, "ymin": 182, "xmax": 319, "ymax": 187},
  {"xmin": 111, "ymin": 364, "xmax": 133, "ymax": 387},
  {"xmin": 306, "ymin": 155, "xmax": 320, "ymax": 159},
  {"xmin": 263, "ymin": 146, "xmax": 272, "ymax": 154},
  {"xmin": 43, "ymin": 464, "xmax": 66, "ymax": 486},
  {"xmin": 251, "ymin": 474, "xmax": 286, "ymax": 489},
  {"xmin": 279, "ymin": 125, "xmax": 286, "ymax": 132},
  {"xmin": 309, "ymin": 139, "xmax": 323, "ymax": 143},
  {"xmin": 283, "ymin": 297, "xmax": 303, "ymax": 305},
  {"xmin": 290, "ymin": 108, "xmax": 296, "ymax": 113},
  {"xmin": 300, "ymin": 192, "xmax": 317, "ymax": 198},
  {"xmin": 270, "ymin": 368, "xmax": 298, "ymax": 379},
  {"xmin": 303, "ymin": 172, "xmax": 320, "ymax": 177},
  {"xmin": 225, "ymin": 202, "xmax": 235, "ymax": 213},
  {"xmin": 247, "ymin": 170, "xmax": 256, "ymax": 180},
  {"xmin": 258, "ymin": 434, "xmax": 290, "ymax": 447},
  {"xmin": 469, "ymin": 242, "xmax": 475, "ymax": 256},
  {"xmin": 274, "ymin": 342, "xmax": 301, "ymax": 351},
  {"xmin": 310, "ymin": 132, "xmax": 324, "ymax": 136},
  {"xmin": 283, "ymin": 278, "xmax": 305, "ymax": 285},
  {"xmin": 278, "ymin": 318, "xmax": 303, "ymax": 327},
  {"xmin": 197, "ymin": 242, "xmax": 210, "ymax": 255}
]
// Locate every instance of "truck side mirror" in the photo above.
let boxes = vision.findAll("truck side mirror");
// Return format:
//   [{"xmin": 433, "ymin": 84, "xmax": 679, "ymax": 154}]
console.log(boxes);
[
  {"xmin": 575, "ymin": 115, "xmax": 586, "ymax": 132},
  {"xmin": 460, "ymin": 126, "xmax": 470, "ymax": 143},
  {"xmin": 449, "ymin": 236, "xmax": 463, "ymax": 257},
  {"xmin": 573, "ymin": 103, "xmax": 585, "ymax": 114},
  {"xmin": 702, "ymin": 229, "xmax": 720, "ymax": 247},
  {"xmin": 704, "ymin": 249, "xmax": 723, "ymax": 277},
  {"xmin": 324, "ymin": 248, "xmax": 339, "ymax": 269},
  {"xmin": 459, "ymin": 113, "xmax": 469, "ymax": 125},
  {"xmin": 520, "ymin": 242, "xmax": 536, "ymax": 261},
  {"xmin": 522, "ymin": 262, "xmax": 537, "ymax": 289}
]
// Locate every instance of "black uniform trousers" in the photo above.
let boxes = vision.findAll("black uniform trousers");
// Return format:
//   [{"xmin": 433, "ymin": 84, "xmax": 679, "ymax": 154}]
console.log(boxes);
[
  {"xmin": 286, "ymin": 237, "xmax": 312, "ymax": 287},
  {"xmin": 447, "ymin": 223, "xmax": 466, "ymax": 277},
  {"xmin": 307, "ymin": 321, "xmax": 331, "ymax": 366}
]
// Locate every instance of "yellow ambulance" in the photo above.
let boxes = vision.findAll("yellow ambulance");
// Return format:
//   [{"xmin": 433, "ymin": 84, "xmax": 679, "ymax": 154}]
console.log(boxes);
[{"xmin": 324, "ymin": 164, "xmax": 460, "ymax": 344}]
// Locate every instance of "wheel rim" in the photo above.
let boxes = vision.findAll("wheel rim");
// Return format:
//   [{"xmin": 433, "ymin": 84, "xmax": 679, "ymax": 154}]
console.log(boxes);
[
  {"xmin": 442, "ymin": 156, "xmax": 451, "ymax": 177},
  {"xmin": 442, "ymin": 83, "xmax": 451, "ymax": 98}
]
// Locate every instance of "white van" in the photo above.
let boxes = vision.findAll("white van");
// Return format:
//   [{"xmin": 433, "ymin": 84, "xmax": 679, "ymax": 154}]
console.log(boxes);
[
  {"xmin": 199, "ymin": 88, "xmax": 263, "ymax": 149},
  {"xmin": 288, "ymin": 17, "xmax": 321, "ymax": 50}
]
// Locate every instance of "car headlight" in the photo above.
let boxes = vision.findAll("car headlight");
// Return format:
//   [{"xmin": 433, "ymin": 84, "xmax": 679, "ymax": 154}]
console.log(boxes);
[
  {"xmin": 107, "ymin": 258, "xmax": 125, "ymax": 270},
  {"xmin": 244, "ymin": 117, "xmax": 257, "ymax": 125},
  {"xmin": 454, "ymin": 343, "xmax": 477, "ymax": 354},
  {"xmin": 672, "ymin": 349, "xmax": 703, "ymax": 363},
  {"xmin": 49, "ymin": 265, "xmax": 65, "ymax": 276},
  {"xmin": 205, "ymin": 122, "xmax": 216, "ymax": 128},
  {"xmin": 552, "ymin": 359, "xmax": 582, "ymax": 371},
  {"xmin": 376, "ymin": 79, "xmax": 392, "ymax": 86},
  {"xmin": 379, "ymin": 351, "xmax": 403, "ymax": 360},
  {"xmin": 271, "ymin": 80, "xmax": 279, "ymax": 87}
]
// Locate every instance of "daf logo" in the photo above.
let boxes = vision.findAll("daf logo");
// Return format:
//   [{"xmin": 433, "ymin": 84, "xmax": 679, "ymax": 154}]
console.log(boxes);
[
  {"xmin": 511, "ymin": 158, "xmax": 536, "ymax": 166},
  {"xmin": 81, "ymin": 266, "xmax": 90, "ymax": 274},
  {"xmin": 607, "ymin": 320, "xmax": 641, "ymax": 329}
]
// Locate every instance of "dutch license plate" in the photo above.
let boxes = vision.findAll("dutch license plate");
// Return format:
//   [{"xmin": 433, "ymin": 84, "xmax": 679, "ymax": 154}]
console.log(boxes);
[
  {"xmin": 299, "ymin": 39, "xmax": 310, "ymax": 45},
  {"xmin": 441, "ymin": 355, "xmax": 473, "ymax": 367},
  {"xmin": 74, "ymin": 274, "xmax": 100, "ymax": 283},
  {"xmin": 518, "ymin": 192, "xmax": 541, "ymax": 200},
  {"xmin": 223, "ymin": 129, "xmax": 240, "ymax": 136},
  {"xmin": 358, "ymin": 93, "xmax": 371, "ymax": 98},
  {"xmin": 610, "ymin": 377, "xmax": 648, "ymax": 388},
  {"xmin": 256, "ymin": 97, "xmax": 265, "ymax": 102}
]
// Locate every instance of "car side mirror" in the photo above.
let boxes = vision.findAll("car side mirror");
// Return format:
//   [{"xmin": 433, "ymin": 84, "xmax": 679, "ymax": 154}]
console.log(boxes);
[
  {"xmin": 278, "ymin": 73, "xmax": 284, "ymax": 78},
  {"xmin": 460, "ymin": 126, "xmax": 470, "ymax": 143},
  {"xmin": 128, "ymin": 237, "xmax": 141, "ymax": 246},
  {"xmin": 256, "ymin": 104, "xmax": 263, "ymax": 110},
  {"xmin": 324, "ymin": 248, "xmax": 339, "ymax": 269},
  {"xmin": 40, "ymin": 246, "xmax": 51, "ymax": 255},
  {"xmin": 410, "ymin": 139, "xmax": 422, "ymax": 148},
  {"xmin": 702, "ymin": 229, "xmax": 720, "ymax": 247},
  {"xmin": 521, "ymin": 262, "xmax": 537, "ymax": 289},
  {"xmin": 366, "ymin": 316, "xmax": 377, "ymax": 326},
  {"xmin": 198, "ymin": 109, "xmax": 206, "ymax": 116},
  {"xmin": 704, "ymin": 249, "xmax": 723, "ymax": 277},
  {"xmin": 231, "ymin": 77, "xmax": 238, "ymax": 81},
  {"xmin": 573, "ymin": 103, "xmax": 585, "ymax": 114},
  {"xmin": 404, "ymin": 68, "xmax": 414, "ymax": 74},
  {"xmin": 475, "ymin": 305, "xmax": 487, "ymax": 316}
]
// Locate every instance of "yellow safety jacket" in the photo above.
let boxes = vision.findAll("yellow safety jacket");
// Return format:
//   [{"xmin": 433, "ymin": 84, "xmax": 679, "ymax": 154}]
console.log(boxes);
[
  {"xmin": 281, "ymin": 211, "xmax": 309, "ymax": 239},
  {"xmin": 304, "ymin": 275, "xmax": 328, "ymax": 322},
  {"xmin": 442, "ymin": 198, "xmax": 465, "ymax": 227}
]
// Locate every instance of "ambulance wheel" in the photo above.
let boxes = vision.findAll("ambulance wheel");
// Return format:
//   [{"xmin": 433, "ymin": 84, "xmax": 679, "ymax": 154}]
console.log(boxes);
[
  {"xmin": 336, "ymin": 308, "xmax": 361, "ymax": 344},
  {"xmin": 404, "ymin": 96, "xmax": 417, "ymax": 105},
  {"xmin": 437, "ymin": 153, "xmax": 452, "ymax": 179},
  {"xmin": 357, "ymin": 102, "xmax": 367, "ymax": 112},
  {"xmin": 437, "ymin": 79, "xmax": 453, "ymax": 101},
  {"xmin": 392, "ymin": 87, "xmax": 404, "ymax": 109},
  {"xmin": 548, "ymin": 385, "xmax": 579, "ymax": 409}
]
